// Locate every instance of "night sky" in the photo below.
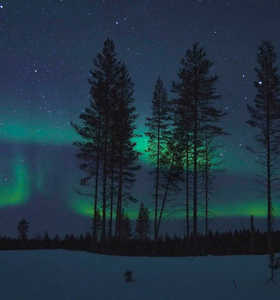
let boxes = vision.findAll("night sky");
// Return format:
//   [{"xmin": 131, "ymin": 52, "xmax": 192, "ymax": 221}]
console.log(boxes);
[{"xmin": 1, "ymin": 0, "xmax": 280, "ymax": 238}]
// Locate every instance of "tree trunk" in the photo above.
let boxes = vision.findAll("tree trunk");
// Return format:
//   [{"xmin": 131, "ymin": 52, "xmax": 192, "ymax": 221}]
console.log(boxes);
[
  {"xmin": 101, "ymin": 126, "xmax": 108, "ymax": 242},
  {"xmin": 185, "ymin": 143, "xmax": 190, "ymax": 239},
  {"xmin": 265, "ymin": 68, "xmax": 274, "ymax": 281},
  {"xmin": 193, "ymin": 98, "xmax": 198, "ymax": 239},
  {"xmin": 156, "ymin": 153, "xmax": 175, "ymax": 238},
  {"xmin": 154, "ymin": 120, "xmax": 160, "ymax": 241},
  {"xmin": 116, "ymin": 150, "xmax": 123, "ymax": 241},
  {"xmin": 205, "ymin": 136, "xmax": 209, "ymax": 236},
  {"xmin": 250, "ymin": 215, "xmax": 255, "ymax": 254},
  {"xmin": 266, "ymin": 88, "xmax": 273, "ymax": 267},
  {"xmin": 109, "ymin": 164, "xmax": 114, "ymax": 239},
  {"xmin": 93, "ymin": 124, "xmax": 101, "ymax": 244}
]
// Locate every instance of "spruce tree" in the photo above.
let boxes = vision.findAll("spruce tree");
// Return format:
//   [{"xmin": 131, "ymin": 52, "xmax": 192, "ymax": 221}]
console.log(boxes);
[
  {"xmin": 17, "ymin": 218, "xmax": 29, "ymax": 241},
  {"xmin": 135, "ymin": 202, "xmax": 150, "ymax": 241},
  {"xmin": 246, "ymin": 41, "xmax": 280, "ymax": 279}
]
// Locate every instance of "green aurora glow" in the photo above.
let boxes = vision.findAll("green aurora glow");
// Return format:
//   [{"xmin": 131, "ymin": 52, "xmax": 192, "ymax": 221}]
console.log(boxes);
[
  {"xmin": 0, "ymin": 118, "xmax": 78, "ymax": 146},
  {"xmin": 0, "ymin": 158, "xmax": 30, "ymax": 207},
  {"xmin": 1, "ymin": 115, "xmax": 276, "ymax": 220},
  {"xmin": 69, "ymin": 195, "xmax": 280, "ymax": 220}
]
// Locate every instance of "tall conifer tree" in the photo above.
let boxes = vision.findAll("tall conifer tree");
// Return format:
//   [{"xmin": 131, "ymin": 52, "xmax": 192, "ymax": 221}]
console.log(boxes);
[
  {"xmin": 246, "ymin": 41, "xmax": 280, "ymax": 279},
  {"xmin": 72, "ymin": 38, "xmax": 121, "ymax": 242},
  {"xmin": 172, "ymin": 43, "xmax": 227, "ymax": 238},
  {"xmin": 145, "ymin": 77, "xmax": 171, "ymax": 240},
  {"xmin": 113, "ymin": 63, "xmax": 141, "ymax": 240},
  {"xmin": 171, "ymin": 89, "xmax": 194, "ymax": 239}
]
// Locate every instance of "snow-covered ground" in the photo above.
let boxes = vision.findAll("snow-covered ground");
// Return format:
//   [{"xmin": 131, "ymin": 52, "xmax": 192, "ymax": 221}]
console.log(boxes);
[{"xmin": 0, "ymin": 250, "xmax": 279, "ymax": 300}]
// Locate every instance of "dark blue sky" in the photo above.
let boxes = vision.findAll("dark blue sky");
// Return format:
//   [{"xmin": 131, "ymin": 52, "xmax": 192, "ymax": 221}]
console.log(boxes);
[{"xmin": 0, "ymin": 0, "xmax": 280, "ymax": 237}]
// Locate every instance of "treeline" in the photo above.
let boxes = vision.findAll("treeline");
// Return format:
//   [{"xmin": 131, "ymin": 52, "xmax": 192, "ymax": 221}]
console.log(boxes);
[
  {"xmin": 3, "ymin": 227, "xmax": 280, "ymax": 257},
  {"xmin": 71, "ymin": 37, "xmax": 280, "ymax": 257}
]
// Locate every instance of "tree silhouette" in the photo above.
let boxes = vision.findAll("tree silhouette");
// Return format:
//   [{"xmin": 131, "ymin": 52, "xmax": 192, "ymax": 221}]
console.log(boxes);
[
  {"xmin": 17, "ymin": 218, "xmax": 29, "ymax": 241},
  {"xmin": 246, "ymin": 40, "xmax": 280, "ymax": 281},
  {"xmin": 172, "ymin": 42, "xmax": 227, "ymax": 238},
  {"xmin": 145, "ymin": 77, "xmax": 171, "ymax": 240},
  {"xmin": 135, "ymin": 201, "xmax": 150, "ymax": 241},
  {"xmin": 155, "ymin": 133, "xmax": 185, "ymax": 238},
  {"xmin": 113, "ymin": 62, "xmax": 141, "ymax": 240},
  {"xmin": 71, "ymin": 38, "xmax": 121, "ymax": 242}
]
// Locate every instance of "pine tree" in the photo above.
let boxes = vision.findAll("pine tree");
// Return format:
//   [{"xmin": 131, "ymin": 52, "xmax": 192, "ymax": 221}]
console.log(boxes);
[
  {"xmin": 71, "ymin": 38, "xmax": 121, "ymax": 243},
  {"xmin": 113, "ymin": 63, "xmax": 141, "ymax": 240},
  {"xmin": 246, "ymin": 41, "xmax": 280, "ymax": 280},
  {"xmin": 172, "ymin": 43, "xmax": 228, "ymax": 239},
  {"xmin": 94, "ymin": 39, "xmax": 120, "ymax": 242},
  {"xmin": 135, "ymin": 202, "xmax": 150, "ymax": 241},
  {"xmin": 145, "ymin": 77, "xmax": 171, "ymax": 241},
  {"xmin": 155, "ymin": 133, "xmax": 185, "ymax": 238},
  {"xmin": 171, "ymin": 93, "xmax": 194, "ymax": 239}
]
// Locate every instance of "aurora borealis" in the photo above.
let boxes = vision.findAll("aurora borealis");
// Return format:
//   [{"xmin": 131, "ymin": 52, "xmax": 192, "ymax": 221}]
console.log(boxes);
[{"xmin": 1, "ymin": 0, "xmax": 280, "ymax": 237}]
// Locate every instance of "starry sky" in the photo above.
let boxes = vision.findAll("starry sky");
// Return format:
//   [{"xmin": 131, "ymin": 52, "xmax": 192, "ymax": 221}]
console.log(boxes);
[{"xmin": 1, "ymin": 0, "xmax": 280, "ymax": 238}]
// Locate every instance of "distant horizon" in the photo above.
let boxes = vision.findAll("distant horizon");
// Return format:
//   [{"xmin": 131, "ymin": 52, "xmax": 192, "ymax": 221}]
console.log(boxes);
[{"xmin": 0, "ymin": 213, "xmax": 278, "ymax": 239}]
